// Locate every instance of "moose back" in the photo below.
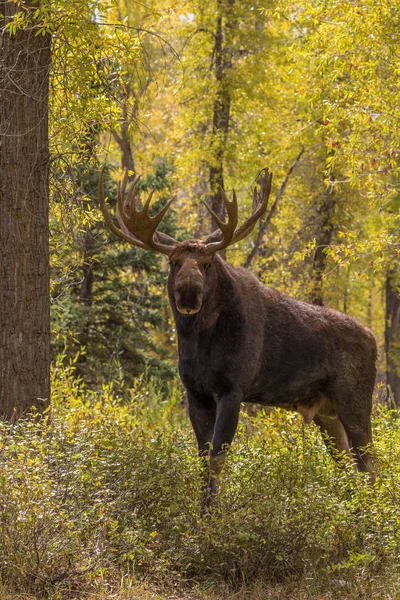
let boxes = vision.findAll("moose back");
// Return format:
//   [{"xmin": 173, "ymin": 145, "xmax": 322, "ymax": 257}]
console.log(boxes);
[{"xmin": 99, "ymin": 169, "xmax": 377, "ymax": 506}]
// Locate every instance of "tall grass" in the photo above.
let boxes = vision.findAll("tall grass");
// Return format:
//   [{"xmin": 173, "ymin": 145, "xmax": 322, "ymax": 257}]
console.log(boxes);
[{"xmin": 1, "ymin": 363, "xmax": 400, "ymax": 598}]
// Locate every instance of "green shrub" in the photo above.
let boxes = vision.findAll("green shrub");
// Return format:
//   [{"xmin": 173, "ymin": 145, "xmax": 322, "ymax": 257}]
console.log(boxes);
[{"xmin": 1, "ymin": 364, "xmax": 400, "ymax": 598}]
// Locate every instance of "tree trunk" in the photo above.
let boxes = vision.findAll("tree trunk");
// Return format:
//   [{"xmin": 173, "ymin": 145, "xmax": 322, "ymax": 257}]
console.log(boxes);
[
  {"xmin": 0, "ymin": 2, "xmax": 51, "ymax": 419},
  {"xmin": 79, "ymin": 229, "xmax": 95, "ymax": 308},
  {"xmin": 75, "ymin": 226, "xmax": 96, "ymax": 376},
  {"xmin": 385, "ymin": 271, "xmax": 400, "ymax": 407},
  {"xmin": 112, "ymin": 118, "xmax": 135, "ymax": 179},
  {"xmin": 111, "ymin": 77, "xmax": 151, "ymax": 181},
  {"xmin": 310, "ymin": 184, "xmax": 335, "ymax": 306},
  {"xmin": 208, "ymin": 1, "xmax": 235, "ymax": 235}
]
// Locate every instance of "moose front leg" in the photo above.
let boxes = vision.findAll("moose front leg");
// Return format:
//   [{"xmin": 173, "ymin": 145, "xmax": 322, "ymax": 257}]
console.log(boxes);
[
  {"xmin": 187, "ymin": 392, "xmax": 216, "ymax": 455},
  {"xmin": 206, "ymin": 393, "xmax": 242, "ymax": 508},
  {"xmin": 187, "ymin": 392, "xmax": 216, "ymax": 491}
]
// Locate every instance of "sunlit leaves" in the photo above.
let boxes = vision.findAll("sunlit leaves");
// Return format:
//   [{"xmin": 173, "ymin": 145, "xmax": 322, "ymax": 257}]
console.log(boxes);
[{"xmin": 2, "ymin": 370, "xmax": 400, "ymax": 594}]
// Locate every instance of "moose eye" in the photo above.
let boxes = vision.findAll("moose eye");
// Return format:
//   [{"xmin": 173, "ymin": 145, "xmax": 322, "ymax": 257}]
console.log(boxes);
[{"xmin": 203, "ymin": 263, "xmax": 212, "ymax": 273}]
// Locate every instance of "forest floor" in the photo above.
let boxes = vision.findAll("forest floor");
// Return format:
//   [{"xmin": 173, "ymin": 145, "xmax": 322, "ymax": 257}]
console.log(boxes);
[{"xmin": 3, "ymin": 576, "xmax": 400, "ymax": 600}]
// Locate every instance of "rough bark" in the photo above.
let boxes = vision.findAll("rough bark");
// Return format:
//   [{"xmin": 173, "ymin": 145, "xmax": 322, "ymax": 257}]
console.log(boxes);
[
  {"xmin": 208, "ymin": 1, "xmax": 235, "ymax": 235},
  {"xmin": 385, "ymin": 271, "xmax": 400, "ymax": 407},
  {"xmin": 0, "ymin": 1, "xmax": 51, "ymax": 419},
  {"xmin": 310, "ymin": 184, "xmax": 335, "ymax": 306}
]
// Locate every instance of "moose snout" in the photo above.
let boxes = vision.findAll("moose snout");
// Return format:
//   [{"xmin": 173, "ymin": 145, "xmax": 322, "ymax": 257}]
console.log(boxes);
[{"xmin": 175, "ymin": 282, "xmax": 203, "ymax": 315}]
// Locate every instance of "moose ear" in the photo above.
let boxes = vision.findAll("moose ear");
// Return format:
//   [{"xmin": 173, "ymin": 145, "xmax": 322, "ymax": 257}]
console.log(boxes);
[
  {"xmin": 154, "ymin": 231, "xmax": 178, "ymax": 247},
  {"xmin": 204, "ymin": 229, "xmax": 224, "ymax": 247}
]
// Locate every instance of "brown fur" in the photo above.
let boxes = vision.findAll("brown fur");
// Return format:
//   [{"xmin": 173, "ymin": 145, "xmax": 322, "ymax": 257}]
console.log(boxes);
[
  {"xmin": 99, "ymin": 171, "xmax": 376, "ymax": 508},
  {"xmin": 167, "ymin": 245, "xmax": 377, "ymax": 506}
]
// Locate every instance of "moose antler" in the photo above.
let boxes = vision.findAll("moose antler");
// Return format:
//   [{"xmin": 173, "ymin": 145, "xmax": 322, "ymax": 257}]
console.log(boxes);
[
  {"xmin": 204, "ymin": 169, "xmax": 273, "ymax": 253},
  {"xmin": 201, "ymin": 187, "xmax": 239, "ymax": 252},
  {"xmin": 100, "ymin": 167, "xmax": 272, "ymax": 256},
  {"xmin": 98, "ymin": 168, "xmax": 178, "ymax": 256}
]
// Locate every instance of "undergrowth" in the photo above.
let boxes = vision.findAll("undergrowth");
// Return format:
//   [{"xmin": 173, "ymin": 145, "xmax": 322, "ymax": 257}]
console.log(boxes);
[{"xmin": 1, "ymin": 363, "xmax": 400, "ymax": 599}]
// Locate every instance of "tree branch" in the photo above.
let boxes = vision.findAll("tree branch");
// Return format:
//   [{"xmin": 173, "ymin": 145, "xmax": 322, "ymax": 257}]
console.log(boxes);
[
  {"xmin": 111, "ymin": 129, "xmax": 123, "ymax": 146},
  {"xmin": 244, "ymin": 147, "xmax": 305, "ymax": 268}
]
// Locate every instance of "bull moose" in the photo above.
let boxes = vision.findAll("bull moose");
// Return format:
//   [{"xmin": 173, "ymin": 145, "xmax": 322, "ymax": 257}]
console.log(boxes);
[{"xmin": 99, "ymin": 168, "xmax": 376, "ymax": 506}]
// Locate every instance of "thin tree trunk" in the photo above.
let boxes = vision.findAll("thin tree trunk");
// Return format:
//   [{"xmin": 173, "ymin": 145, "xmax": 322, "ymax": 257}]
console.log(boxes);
[
  {"xmin": 208, "ymin": 1, "xmax": 234, "ymax": 235},
  {"xmin": 0, "ymin": 1, "xmax": 51, "ymax": 419},
  {"xmin": 74, "ymin": 226, "xmax": 96, "ymax": 376},
  {"xmin": 79, "ymin": 229, "xmax": 95, "ymax": 308},
  {"xmin": 310, "ymin": 184, "xmax": 335, "ymax": 306},
  {"xmin": 112, "ymin": 119, "xmax": 135, "ymax": 178},
  {"xmin": 111, "ymin": 78, "xmax": 151, "ymax": 180},
  {"xmin": 385, "ymin": 271, "xmax": 400, "ymax": 407}
]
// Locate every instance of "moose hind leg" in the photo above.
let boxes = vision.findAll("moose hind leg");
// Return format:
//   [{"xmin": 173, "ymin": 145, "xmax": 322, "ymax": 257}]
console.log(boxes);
[
  {"xmin": 310, "ymin": 393, "xmax": 351, "ymax": 459},
  {"xmin": 314, "ymin": 413, "xmax": 351, "ymax": 459},
  {"xmin": 339, "ymin": 411, "xmax": 374, "ymax": 477},
  {"xmin": 329, "ymin": 380, "xmax": 375, "ymax": 480}
]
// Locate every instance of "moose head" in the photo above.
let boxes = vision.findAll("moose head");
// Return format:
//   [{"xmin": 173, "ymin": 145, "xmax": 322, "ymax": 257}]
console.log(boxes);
[{"xmin": 98, "ymin": 169, "xmax": 273, "ymax": 316}]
